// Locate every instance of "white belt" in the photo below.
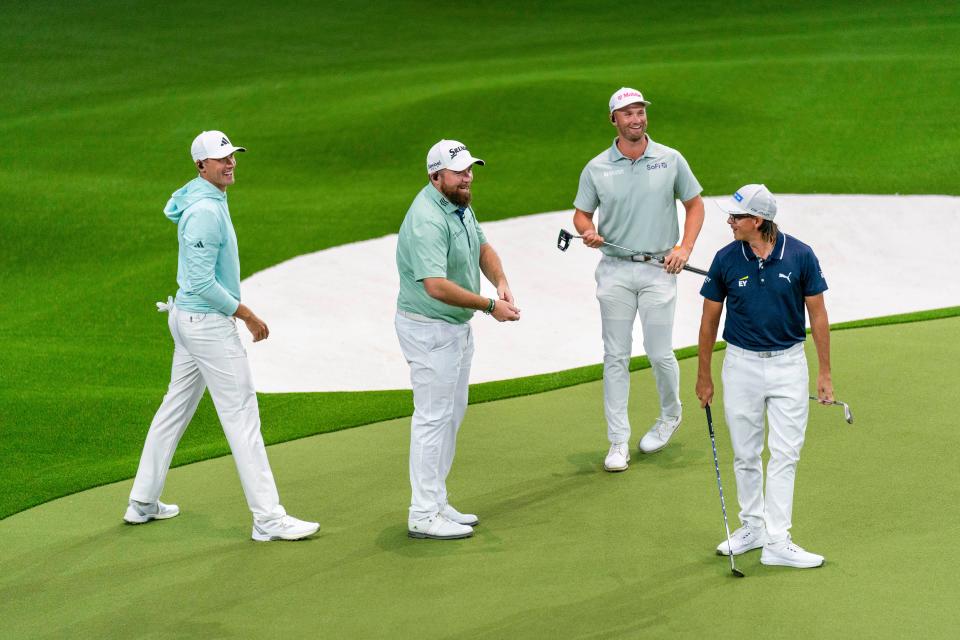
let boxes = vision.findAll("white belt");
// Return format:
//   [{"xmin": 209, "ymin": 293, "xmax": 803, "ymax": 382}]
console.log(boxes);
[
  {"xmin": 726, "ymin": 342, "xmax": 804, "ymax": 359},
  {"xmin": 396, "ymin": 309, "xmax": 445, "ymax": 324}
]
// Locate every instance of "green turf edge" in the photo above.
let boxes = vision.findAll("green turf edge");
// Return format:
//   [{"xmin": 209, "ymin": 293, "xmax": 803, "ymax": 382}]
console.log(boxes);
[{"xmin": 3, "ymin": 305, "xmax": 956, "ymax": 522}]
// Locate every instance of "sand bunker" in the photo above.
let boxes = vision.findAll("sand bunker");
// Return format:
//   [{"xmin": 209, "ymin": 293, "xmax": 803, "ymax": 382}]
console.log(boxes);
[{"xmin": 239, "ymin": 195, "xmax": 959, "ymax": 392}]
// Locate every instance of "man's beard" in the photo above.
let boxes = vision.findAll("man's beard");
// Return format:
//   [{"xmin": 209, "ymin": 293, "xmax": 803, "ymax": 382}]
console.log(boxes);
[{"xmin": 440, "ymin": 182, "xmax": 472, "ymax": 208}]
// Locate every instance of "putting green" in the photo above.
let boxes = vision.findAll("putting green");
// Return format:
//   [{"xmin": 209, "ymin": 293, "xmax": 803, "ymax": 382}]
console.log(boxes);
[{"xmin": 3, "ymin": 318, "xmax": 958, "ymax": 639}]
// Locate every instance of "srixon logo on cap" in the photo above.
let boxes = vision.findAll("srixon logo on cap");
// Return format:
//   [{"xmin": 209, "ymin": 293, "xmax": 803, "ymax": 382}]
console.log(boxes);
[{"xmin": 448, "ymin": 145, "xmax": 467, "ymax": 159}]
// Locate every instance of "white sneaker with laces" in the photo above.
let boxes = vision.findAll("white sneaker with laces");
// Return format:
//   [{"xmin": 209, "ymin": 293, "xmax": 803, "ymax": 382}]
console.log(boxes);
[
  {"xmin": 638, "ymin": 416, "xmax": 681, "ymax": 454},
  {"xmin": 124, "ymin": 500, "xmax": 180, "ymax": 524},
  {"xmin": 716, "ymin": 525, "xmax": 767, "ymax": 556},
  {"xmin": 251, "ymin": 515, "xmax": 320, "ymax": 542},
  {"xmin": 408, "ymin": 514, "xmax": 473, "ymax": 540},
  {"xmin": 760, "ymin": 537, "xmax": 824, "ymax": 568},
  {"xmin": 441, "ymin": 504, "xmax": 479, "ymax": 526},
  {"xmin": 604, "ymin": 442, "xmax": 630, "ymax": 472}
]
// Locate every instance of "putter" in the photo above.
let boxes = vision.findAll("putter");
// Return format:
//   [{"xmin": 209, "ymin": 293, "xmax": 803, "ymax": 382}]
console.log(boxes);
[
  {"xmin": 705, "ymin": 404, "xmax": 745, "ymax": 578},
  {"xmin": 557, "ymin": 228, "xmax": 708, "ymax": 276},
  {"xmin": 809, "ymin": 396, "xmax": 854, "ymax": 424}
]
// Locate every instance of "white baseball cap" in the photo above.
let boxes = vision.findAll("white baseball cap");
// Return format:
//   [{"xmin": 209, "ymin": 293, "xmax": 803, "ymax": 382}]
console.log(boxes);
[
  {"xmin": 609, "ymin": 87, "xmax": 651, "ymax": 113},
  {"xmin": 190, "ymin": 130, "xmax": 246, "ymax": 162},
  {"xmin": 426, "ymin": 139, "xmax": 485, "ymax": 174},
  {"xmin": 720, "ymin": 184, "xmax": 778, "ymax": 221}
]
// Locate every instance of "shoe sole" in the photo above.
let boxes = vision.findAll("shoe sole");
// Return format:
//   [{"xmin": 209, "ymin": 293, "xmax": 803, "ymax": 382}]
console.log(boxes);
[
  {"xmin": 251, "ymin": 524, "xmax": 320, "ymax": 542},
  {"xmin": 604, "ymin": 453, "xmax": 630, "ymax": 472},
  {"xmin": 760, "ymin": 554, "xmax": 824, "ymax": 568},
  {"xmin": 123, "ymin": 509, "xmax": 180, "ymax": 525},
  {"xmin": 407, "ymin": 530, "xmax": 474, "ymax": 540},
  {"xmin": 716, "ymin": 541, "xmax": 765, "ymax": 556}
]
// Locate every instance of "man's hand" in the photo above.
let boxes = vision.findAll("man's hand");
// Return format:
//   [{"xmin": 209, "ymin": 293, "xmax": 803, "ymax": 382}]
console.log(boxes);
[
  {"xmin": 491, "ymin": 299, "xmax": 520, "ymax": 322},
  {"xmin": 816, "ymin": 372, "xmax": 834, "ymax": 404},
  {"xmin": 663, "ymin": 246, "xmax": 691, "ymax": 274},
  {"xmin": 234, "ymin": 303, "xmax": 269, "ymax": 342},
  {"xmin": 696, "ymin": 375, "xmax": 714, "ymax": 408},
  {"xmin": 497, "ymin": 282, "xmax": 515, "ymax": 305},
  {"xmin": 581, "ymin": 228, "xmax": 605, "ymax": 249}
]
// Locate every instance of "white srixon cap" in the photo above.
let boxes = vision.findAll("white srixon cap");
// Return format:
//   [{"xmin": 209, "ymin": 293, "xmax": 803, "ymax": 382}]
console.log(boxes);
[
  {"xmin": 721, "ymin": 184, "xmax": 778, "ymax": 221},
  {"xmin": 426, "ymin": 139, "xmax": 485, "ymax": 174},
  {"xmin": 190, "ymin": 130, "xmax": 246, "ymax": 162},
  {"xmin": 609, "ymin": 87, "xmax": 651, "ymax": 113}
]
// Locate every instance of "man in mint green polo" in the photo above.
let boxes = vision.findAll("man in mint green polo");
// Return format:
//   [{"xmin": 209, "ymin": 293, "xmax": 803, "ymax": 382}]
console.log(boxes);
[
  {"xmin": 573, "ymin": 87, "xmax": 705, "ymax": 472},
  {"xmin": 396, "ymin": 139, "xmax": 520, "ymax": 540}
]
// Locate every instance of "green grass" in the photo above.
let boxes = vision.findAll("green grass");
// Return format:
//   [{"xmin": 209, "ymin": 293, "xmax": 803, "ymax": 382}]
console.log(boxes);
[
  {"xmin": 2, "ymin": 318, "xmax": 959, "ymax": 639},
  {"xmin": 2, "ymin": 1, "xmax": 959, "ymax": 519}
]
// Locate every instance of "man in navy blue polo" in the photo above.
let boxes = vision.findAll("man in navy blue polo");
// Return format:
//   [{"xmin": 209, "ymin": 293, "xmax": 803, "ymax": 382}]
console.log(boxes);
[{"xmin": 695, "ymin": 184, "xmax": 834, "ymax": 569}]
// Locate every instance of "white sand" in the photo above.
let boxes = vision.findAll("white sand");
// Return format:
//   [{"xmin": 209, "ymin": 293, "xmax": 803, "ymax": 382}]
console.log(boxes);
[{"xmin": 239, "ymin": 195, "xmax": 959, "ymax": 392}]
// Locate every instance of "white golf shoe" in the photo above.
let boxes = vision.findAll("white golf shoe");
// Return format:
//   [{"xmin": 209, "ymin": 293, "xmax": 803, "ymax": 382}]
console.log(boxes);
[
  {"xmin": 408, "ymin": 514, "xmax": 473, "ymax": 540},
  {"xmin": 604, "ymin": 442, "xmax": 630, "ymax": 472},
  {"xmin": 638, "ymin": 416, "xmax": 681, "ymax": 454},
  {"xmin": 441, "ymin": 503, "xmax": 479, "ymax": 526},
  {"xmin": 717, "ymin": 525, "xmax": 767, "ymax": 556},
  {"xmin": 123, "ymin": 500, "xmax": 180, "ymax": 524},
  {"xmin": 760, "ymin": 538, "xmax": 824, "ymax": 568},
  {"xmin": 251, "ymin": 515, "xmax": 320, "ymax": 542}
]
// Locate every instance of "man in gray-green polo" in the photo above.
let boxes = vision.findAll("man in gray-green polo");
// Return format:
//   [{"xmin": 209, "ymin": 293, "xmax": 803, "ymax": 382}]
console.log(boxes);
[
  {"xmin": 396, "ymin": 139, "xmax": 520, "ymax": 540},
  {"xmin": 573, "ymin": 87, "xmax": 705, "ymax": 472}
]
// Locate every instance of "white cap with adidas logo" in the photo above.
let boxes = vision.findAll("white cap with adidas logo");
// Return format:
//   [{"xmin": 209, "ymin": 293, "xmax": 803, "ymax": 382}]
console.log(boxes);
[{"xmin": 190, "ymin": 130, "xmax": 246, "ymax": 162}]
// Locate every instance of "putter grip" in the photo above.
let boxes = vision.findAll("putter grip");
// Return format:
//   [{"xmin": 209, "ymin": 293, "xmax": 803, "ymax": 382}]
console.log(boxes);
[{"xmin": 705, "ymin": 404, "xmax": 714, "ymax": 436}]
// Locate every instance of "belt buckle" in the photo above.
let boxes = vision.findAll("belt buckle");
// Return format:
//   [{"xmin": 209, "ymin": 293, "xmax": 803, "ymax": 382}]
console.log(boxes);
[{"xmin": 758, "ymin": 351, "xmax": 773, "ymax": 358}]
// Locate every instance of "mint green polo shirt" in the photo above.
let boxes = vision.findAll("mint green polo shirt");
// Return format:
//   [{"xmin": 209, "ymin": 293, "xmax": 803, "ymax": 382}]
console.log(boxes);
[
  {"xmin": 396, "ymin": 183, "xmax": 487, "ymax": 324},
  {"xmin": 574, "ymin": 136, "xmax": 702, "ymax": 257}
]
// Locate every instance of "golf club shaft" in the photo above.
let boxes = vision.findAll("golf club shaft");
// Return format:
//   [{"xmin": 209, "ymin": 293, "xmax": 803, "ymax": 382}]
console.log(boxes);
[
  {"xmin": 565, "ymin": 232, "xmax": 708, "ymax": 276},
  {"xmin": 705, "ymin": 404, "xmax": 743, "ymax": 576}
]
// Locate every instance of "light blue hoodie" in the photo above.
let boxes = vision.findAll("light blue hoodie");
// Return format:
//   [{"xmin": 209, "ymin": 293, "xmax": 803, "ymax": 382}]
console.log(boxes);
[{"xmin": 163, "ymin": 176, "xmax": 241, "ymax": 316}]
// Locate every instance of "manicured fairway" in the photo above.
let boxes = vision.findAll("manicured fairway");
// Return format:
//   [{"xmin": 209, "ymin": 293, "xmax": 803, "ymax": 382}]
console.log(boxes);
[{"xmin": 3, "ymin": 319, "xmax": 958, "ymax": 639}]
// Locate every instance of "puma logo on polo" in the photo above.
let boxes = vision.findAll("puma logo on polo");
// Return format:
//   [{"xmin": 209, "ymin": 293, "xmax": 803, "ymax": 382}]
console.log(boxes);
[{"xmin": 779, "ymin": 272, "xmax": 792, "ymax": 283}]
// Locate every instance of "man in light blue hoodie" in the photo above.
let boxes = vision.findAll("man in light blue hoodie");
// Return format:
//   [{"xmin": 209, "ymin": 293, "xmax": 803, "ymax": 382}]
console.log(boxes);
[{"xmin": 124, "ymin": 130, "xmax": 319, "ymax": 542}]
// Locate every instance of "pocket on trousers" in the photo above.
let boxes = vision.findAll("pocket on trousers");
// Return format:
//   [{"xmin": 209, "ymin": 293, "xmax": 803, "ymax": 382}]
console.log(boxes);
[{"xmin": 220, "ymin": 316, "xmax": 247, "ymax": 358}]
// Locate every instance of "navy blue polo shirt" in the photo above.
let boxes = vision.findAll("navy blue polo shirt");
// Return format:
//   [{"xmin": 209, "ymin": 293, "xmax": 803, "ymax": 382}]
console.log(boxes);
[{"xmin": 700, "ymin": 233, "xmax": 827, "ymax": 351}]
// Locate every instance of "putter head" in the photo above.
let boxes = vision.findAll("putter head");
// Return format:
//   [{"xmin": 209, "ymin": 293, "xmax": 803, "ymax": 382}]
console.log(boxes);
[
  {"xmin": 732, "ymin": 568, "xmax": 745, "ymax": 578},
  {"xmin": 557, "ymin": 229, "xmax": 573, "ymax": 252}
]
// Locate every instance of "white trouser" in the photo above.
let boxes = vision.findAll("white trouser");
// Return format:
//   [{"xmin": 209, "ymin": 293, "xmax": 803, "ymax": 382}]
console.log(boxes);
[
  {"xmin": 722, "ymin": 342, "xmax": 809, "ymax": 543},
  {"xmin": 130, "ymin": 305, "xmax": 286, "ymax": 522},
  {"xmin": 595, "ymin": 256, "xmax": 681, "ymax": 444},
  {"xmin": 395, "ymin": 311, "xmax": 474, "ymax": 521}
]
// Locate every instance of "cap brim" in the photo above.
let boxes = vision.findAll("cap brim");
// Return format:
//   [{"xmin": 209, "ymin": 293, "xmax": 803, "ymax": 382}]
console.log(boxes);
[
  {"xmin": 718, "ymin": 198, "xmax": 751, "ymax": 215},
  {"xmin": 611, "ymin": 98, "xmax": 651, "ymax": 113},
  {"xmin": 207, "ymin": 145, "xmax": 246, "ymax": 159},
  {"xmin": 447, "ymin": 155, "xmax": 485, "ymax": 171}
]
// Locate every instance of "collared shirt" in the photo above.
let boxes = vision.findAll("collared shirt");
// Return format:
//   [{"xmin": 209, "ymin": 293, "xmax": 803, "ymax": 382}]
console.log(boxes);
[
  {"xmin": 700, "ymin": 233, "xmax": 828, "ymax": 351},
  {"xmin": 573, "ymin": 136, "xmax": 702, "ymax": 257},
  {"xmin": 396, "ymin": 183, "xmax": 487, "ymax": 324}
]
